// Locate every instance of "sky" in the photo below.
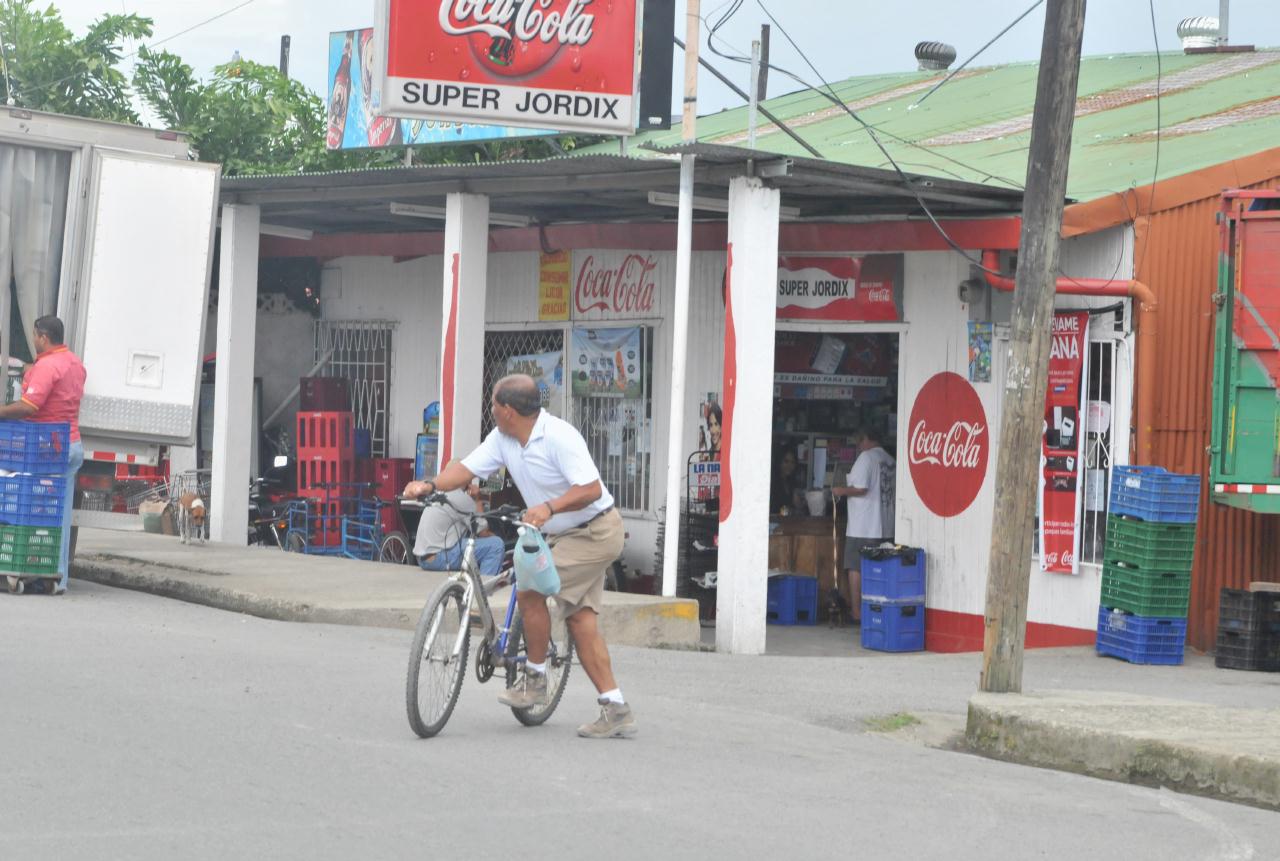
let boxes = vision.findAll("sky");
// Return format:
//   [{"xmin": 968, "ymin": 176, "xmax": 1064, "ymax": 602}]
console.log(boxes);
[{"xmin": 48, "ymin": 0, "xmax": 1280, "ymax": 120}]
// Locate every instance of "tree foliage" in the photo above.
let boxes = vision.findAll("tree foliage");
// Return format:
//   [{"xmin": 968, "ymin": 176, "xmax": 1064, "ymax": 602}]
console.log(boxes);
[{"xmin": 0, "ymin": 0, "xmax": 150, "ymax": 123}]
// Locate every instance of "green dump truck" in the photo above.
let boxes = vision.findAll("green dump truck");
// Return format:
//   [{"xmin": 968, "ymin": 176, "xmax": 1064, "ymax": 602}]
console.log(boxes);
[{"xmin": 1211, "ymin": 190, "xmax": 1280, "ymax": 513}]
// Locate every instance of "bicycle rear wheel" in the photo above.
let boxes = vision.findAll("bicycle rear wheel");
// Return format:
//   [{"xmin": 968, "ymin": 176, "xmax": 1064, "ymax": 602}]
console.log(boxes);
[
  {"xmin": 379, "ymin": 530, "xmax": 411, "ymax": 564},
  {"xmin": 504, "ymin": 602, "xmax": 574, "ymax": 727},
  {"xmin": 406, "ymin": 580, "xmax": 471, "ymax": 738}
]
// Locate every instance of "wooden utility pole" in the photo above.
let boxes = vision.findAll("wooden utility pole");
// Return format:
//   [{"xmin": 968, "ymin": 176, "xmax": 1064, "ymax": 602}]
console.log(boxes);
[{"xmin": 980, "ymin": 0, "xmax": 1087, "ymax": 693}]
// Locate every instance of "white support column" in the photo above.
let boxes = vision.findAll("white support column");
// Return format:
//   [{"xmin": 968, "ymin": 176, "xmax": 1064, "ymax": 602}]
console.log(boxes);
[
  {"xmin": 209, "ymin": 204, "xmax": 260, "ymax": 544},
  {"xmin": 437, "ymin": 192, "xmax": 489, "ymax": 469},
  {"xmin": 715, "ymin": 176, "xmax": 780, "ymax": 655}
]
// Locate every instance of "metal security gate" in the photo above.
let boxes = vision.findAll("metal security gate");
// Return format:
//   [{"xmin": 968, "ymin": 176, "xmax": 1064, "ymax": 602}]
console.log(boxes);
[
  {"xmin": 481, "ymin": 329, "xmax": 566, "ymax": 435},
  {"xmin": 315, "ymin": 321, "xmax": 393, "ymax": 457},
  {"xmin": 572, "ymin": 329, "xmax": 653, "ymax": 512}
]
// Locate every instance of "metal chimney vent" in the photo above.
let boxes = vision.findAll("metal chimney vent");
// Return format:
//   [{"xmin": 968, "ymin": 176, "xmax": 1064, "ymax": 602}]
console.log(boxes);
[
  {"xmin": 915, "ymin": 41, "xmax": 957, "ymax": 71},
  {"xmin": 1177, "ymin": 17, "xmax": 1221, "ymax": 51}
]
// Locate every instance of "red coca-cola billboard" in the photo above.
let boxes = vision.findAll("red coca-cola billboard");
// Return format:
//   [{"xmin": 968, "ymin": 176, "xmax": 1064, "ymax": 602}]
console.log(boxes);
[
  {"xmin": 573, "ymin": 252, "xmax": 658, "ymax": 319},
  {"xmin": 908, "ymin": 372, "xmax": 990, "ymax": 518},
  {"xmin": 373, "ymin": 0, "xmax": 641, "ymax": 134}
]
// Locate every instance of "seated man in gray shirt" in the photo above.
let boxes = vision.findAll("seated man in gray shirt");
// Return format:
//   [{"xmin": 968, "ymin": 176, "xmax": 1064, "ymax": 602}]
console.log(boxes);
[{"xmin": 414, "ymin": 482, "xmax": 505, "ymax": 576}]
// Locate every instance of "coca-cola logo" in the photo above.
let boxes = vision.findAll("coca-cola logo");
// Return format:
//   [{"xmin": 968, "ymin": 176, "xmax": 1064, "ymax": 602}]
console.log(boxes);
[
  {"xmin": 574, "ymin": 253, "xmax": 657, "ymax": 316},
  {"xmin": 440, "ymin": 0, "xmax": 595, "ymax": 78},
  {"xmin": 908, "ymin": 372, "xmax": 990, "ymax": 517}
]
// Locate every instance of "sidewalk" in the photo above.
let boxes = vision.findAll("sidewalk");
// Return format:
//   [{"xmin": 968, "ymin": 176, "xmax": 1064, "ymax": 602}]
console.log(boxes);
[{"xmin": 69, "ymin": 528, "xmax": 700, "ymax": 650}]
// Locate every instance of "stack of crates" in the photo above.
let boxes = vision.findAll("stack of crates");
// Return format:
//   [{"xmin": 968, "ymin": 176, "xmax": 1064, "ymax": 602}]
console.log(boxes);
[
  {"xmin": 296, "ymin": 410, "xmax": 355, "ymax": 546},
  {"xmin": 371, "ymin": 458, "xmax": 414, "ymax": 538},
  {"xmin": 1215, "ymin": 588, "xmax": 1280, "ymax": 672},
  {"xmin": 0, "ymin": 421, "xmax": 71, "ymax": 584},
  {"xmin": 1096, "ymin": 466, "xmax": 1199, "ymax": 665},
  {"xmin": 860, "ymin": 547, "xmax": 926, "ymax": 653},
  {"xmin": 766, "ymin": 575, "xmax": 817, "ymax": 625}
]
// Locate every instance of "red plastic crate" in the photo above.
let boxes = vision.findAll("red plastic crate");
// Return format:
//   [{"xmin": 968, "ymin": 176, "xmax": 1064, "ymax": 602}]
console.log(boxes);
[
  {"xmin": 297, "ymin": 411, "xmax": 355, "ymax": 498},
  {"xmin": 299, "ymin": 377, "xmax": 351, "ymax": 412},
  {"xmin": 298, "ymin": 455, "xmax": 355, "ymax": 497},
  {"xmin": 373, "ymin": 458, "xmax": 413, "ymax": 537}
]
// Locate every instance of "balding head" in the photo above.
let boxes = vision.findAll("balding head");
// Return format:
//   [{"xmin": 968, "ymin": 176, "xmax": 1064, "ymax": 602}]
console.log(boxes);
[{"xmin": 493, "ymin": 374, "xmax": 542, "ymax": 417}]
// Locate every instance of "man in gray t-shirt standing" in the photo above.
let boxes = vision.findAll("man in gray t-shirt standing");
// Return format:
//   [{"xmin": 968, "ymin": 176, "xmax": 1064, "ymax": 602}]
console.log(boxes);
[{"xmin": 414, "ymin": 484, "xmax": 505, "ymax": 576}]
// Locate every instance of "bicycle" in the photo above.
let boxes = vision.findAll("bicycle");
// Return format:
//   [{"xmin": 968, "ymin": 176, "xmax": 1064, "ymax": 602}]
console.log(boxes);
[{"xmin": 404, "ymin": 494, "xmax": 574, "ymax": 738}]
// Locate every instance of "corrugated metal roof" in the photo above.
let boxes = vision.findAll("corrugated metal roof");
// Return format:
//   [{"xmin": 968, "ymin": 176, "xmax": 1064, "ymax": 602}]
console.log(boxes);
[{"xmin": 593, "ymin": 49, "xmax": 1280, "ymax": 204}]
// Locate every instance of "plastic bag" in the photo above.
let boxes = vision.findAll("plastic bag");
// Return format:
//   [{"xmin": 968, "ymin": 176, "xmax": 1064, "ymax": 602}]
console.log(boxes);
[{"xmin": 513, "ymin": 527, "xmax": 561, "ymax": 595}]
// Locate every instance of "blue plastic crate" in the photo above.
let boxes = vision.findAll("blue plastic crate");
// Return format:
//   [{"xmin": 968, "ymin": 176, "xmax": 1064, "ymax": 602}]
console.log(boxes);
[
  {"xmin": 1109, "ymin": 466, "xmax": 1200, "ymax": 524},
  {"xmin": 860, "ymin": 546, "xmax": 926, "ymax": 602},
  {"xmin": 1095, "ymin": 606, "xmax": 1187, "ymax": 665},
  {"xmin": 767, "ymin": 575, "xmax": 818, "ymax": 625},
  {"xmin": 0, "ymin": 474, "xmax": 67, "ymax": 527},
  {"xmin": 0, "ymin": 421, "xmax": 71, "ymax": 475},
  {"xmin": 860, "ymin": 600, "xmax": 925, "ymax": 652}
]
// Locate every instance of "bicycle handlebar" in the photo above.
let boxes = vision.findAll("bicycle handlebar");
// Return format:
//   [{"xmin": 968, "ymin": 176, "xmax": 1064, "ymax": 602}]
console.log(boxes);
[{"xmin": 397, "ymin": 492, "xmax": 538, "ymax": 531}]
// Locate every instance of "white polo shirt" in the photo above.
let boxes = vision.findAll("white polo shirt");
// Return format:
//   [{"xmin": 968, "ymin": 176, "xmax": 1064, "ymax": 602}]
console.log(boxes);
[{"xmin": 462, "ymin": 410, "xmax": 614, "ymax": 535}]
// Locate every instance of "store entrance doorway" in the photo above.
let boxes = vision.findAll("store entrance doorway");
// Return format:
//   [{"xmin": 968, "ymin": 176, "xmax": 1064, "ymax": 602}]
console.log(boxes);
[{"xmin": 767, "ymin": 329, "xmax": 901, "ymax": 626}]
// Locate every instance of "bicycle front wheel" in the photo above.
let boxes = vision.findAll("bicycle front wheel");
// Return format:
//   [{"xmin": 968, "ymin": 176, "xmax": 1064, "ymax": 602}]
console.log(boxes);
[
  {"xmin": 406, "ymin": 580, "xmax": 471, "ymax": 738},
  {"xmin": 504, "ymin": 602, "xmax": 574, "ymax": 727},
  {"xmin": 379, "ymin": 530, "xmax": 411, "ymax": 564}
]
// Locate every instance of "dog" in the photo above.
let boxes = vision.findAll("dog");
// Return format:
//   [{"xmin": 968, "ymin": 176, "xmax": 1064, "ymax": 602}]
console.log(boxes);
[
  {"xmin": 827, "ymin": 588, "xmax": 849, "ymax": 628},
  {"xmin": 178, "ymin": 492, "xmax": 206, "ymax": 543}
]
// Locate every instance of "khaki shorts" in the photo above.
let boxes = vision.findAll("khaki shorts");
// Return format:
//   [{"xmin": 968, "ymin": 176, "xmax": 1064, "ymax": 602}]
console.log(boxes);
[{"xmin": 545, "ymin": 508, "xmax": 625, "ymax": 616}]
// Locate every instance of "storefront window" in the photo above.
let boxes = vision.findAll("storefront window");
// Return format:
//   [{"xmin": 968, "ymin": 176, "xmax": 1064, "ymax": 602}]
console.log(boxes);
[{"xmin": 481, "ymin": 329, "xmax": 567, "ymax": 436}]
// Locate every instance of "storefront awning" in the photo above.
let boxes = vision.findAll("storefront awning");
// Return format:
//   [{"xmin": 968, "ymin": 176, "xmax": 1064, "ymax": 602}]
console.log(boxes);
[{"xmin": 220, "ymin": 144, "xmax": 1023, "ymax": 237}]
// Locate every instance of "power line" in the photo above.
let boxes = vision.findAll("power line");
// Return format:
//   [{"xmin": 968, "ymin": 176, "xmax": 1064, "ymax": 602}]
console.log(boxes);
[
  {"xmin": 908, "ymin": 0, "xmax": 1045, "ymax": 110},
  {"xmin": 1136, "ymin": 0, "xmax": 1163, "ymax": 277},
  {"xmin": 0, "ymin": 14, "xmax": 14, "ymax": 106}
]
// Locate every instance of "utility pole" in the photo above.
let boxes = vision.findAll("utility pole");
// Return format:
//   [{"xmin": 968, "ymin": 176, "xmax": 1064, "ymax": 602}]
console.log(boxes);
[
  {"xmin": 279, "ymin": 35, "xmax": 292, "ymax": 78},
  {"xmin": 660, "ymin": 0, "xmax": 700, "ymax": 598},
  {"xmin": 979, "ymin": 0, "xmax": 1087, "ymax": 693},
  {"xmin": 757, "ymin": 25, "xmax": 770, "ymax": 102}
]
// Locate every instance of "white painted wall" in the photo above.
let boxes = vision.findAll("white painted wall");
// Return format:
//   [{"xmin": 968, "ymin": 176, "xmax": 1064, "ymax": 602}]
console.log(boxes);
[{"xmin": 896, "ymin": 227, "xmax": 1135, "ymax": 633}]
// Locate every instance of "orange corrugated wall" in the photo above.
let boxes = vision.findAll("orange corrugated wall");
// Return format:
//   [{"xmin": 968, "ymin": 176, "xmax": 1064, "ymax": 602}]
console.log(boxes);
[{"xmin": 1137, "ymin": 177, "xmax": 1280, "ymax": 652}]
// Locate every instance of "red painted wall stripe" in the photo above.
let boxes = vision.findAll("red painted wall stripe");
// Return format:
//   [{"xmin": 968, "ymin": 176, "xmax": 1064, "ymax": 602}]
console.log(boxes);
[
  {"xmin": 925, "ymin": 607, "xmax": 1097, "ymax": 653},
  {"xmin": 440, "ymin": 253, "xmax": 460, "ymax": 468},
  {"xmin": 259, "ymin": 218, "xmax": 1022, "ymax": 259},
  {"xmin": 719, "ymin": 243, "xmax": 736, "ymax": 524}
]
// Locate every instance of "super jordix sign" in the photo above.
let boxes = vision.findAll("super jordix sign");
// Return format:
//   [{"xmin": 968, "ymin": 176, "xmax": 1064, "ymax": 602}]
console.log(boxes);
[{"xmin": 374, "ymin": 0, "xmax": 641, "ymax": 134}]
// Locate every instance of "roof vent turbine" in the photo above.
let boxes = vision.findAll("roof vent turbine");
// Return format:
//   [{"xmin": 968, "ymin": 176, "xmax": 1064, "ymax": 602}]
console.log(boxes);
[{"xmin": 914, "ymin": 41, "xmax": 957, "ymax": 71}]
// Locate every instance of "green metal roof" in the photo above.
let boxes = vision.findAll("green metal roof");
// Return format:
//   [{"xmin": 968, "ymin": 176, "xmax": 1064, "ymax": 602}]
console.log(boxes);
[{"xmin": 600, "ymin": 49, "xmax": 1280, "ymax": 203}]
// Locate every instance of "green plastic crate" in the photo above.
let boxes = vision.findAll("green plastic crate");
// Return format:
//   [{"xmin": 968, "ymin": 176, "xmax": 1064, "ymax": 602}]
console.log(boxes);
[
  {"xmin": 0, "ymin": 525, "xmax": 61, "ymax": 575},
  {"xmin": 1100, "ymin": 561, "xmax": 1192, "ymax": 618},
  {"xmin": 1104, "ymin": 515, "xmax": 1197, "ymax": 572}
]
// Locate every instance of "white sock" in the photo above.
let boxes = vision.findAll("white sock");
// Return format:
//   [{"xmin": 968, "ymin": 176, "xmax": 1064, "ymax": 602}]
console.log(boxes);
[
  {"xmin": 600, "ymin": 688, "xmax": 624, "ymax": 704},
  {"xmin": 526, "ymin": 661, "xmax": 547, "ymax": 675}
]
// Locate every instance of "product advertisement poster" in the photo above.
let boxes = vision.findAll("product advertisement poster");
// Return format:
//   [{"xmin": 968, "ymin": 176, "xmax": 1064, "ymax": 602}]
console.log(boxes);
[
  {"xmin": 326, "ymin": 28, "xmax": 551, "ymax": 149},
  {"xmin": 772, "ymin": 332, "xmax": 892, "ymax": 400},
  {"xmin": 1039, "ymin": 311, "xmax": 1090, "ymax": 575},
  {"xmin": 776, "ymin": 255, "xmax": 900, "ymax": 322},
  {"xmin": 374, "ymin": 0, "xmax": 642, "ymax": 134},
  {"xmin": 505, "ymin": 350, "xmax": 565, "ymax": 416},
  {"xmin": 571, "ymin": 327, "xmax": 642, "ymax": 399}
]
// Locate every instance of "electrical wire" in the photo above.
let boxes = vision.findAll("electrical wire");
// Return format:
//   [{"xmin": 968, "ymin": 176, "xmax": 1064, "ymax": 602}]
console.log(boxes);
[
  {"xmin": 753, "ymin": 0, "xmax": 1004, "ymax": 274},
  {"xmin": 1135, "ymin": 0, "xmax": 1163, "ymax": 278}
]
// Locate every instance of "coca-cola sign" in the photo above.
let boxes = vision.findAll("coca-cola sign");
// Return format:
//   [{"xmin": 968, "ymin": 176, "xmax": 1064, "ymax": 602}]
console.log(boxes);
[
  {"xmin": 573, "ymin": 253, "xmax": 658, "ymax": 318},
  {"xmin": 908, "ymin": 372, "xmax": 990, "ymax": 517},
  {"xmin": 374, "ymin": 0, "xmax": 641, "ymax": 134}
]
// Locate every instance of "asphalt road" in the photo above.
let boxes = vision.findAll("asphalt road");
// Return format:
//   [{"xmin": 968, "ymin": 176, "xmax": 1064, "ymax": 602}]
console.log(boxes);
[{"xmin": 2, "ymin": 583, "xmax": 1276, "ymax": 860}]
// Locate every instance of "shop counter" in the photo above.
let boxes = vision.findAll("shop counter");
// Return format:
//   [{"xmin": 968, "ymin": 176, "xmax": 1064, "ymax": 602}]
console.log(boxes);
[{"xmin": 768, "ymin": 515, "xmax": 848, "ymax": 610}]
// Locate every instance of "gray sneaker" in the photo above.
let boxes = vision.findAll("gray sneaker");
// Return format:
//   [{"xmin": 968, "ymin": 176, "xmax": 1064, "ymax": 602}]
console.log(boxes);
[
  {"xmin": 498, "ymin": 667, "xmax": 549, "ymax": 709},
  {"xmin": 577, "ymin": 698, "xmax": 637, "ymax": 739}
]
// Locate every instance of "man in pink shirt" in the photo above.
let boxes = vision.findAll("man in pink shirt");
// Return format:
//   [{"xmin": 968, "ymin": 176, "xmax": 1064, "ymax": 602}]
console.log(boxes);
[{"xmin": 0, "ymin": 316, "xmax": 86, "ymax": 594}]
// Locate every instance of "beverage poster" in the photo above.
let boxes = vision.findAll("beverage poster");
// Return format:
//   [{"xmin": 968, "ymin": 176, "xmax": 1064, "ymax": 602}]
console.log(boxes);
[
  {"xmin": 571, "ymin": 328, "xmax": 642, "ymax": 399},
  {"xmin": 505, "ymin": 350, "xmax": 565, "ymax": 416},
  {"xmin": 1039, "ymin": 311, "xmax": 1090, "ymax": 575},
  {"xmin": 326, "ymin": 28, "xmax": 551, "ymax": 150},
  {"xmin": 968, "ymin": 322, "xmax": 993, "ymax": 383},
  {"xmin": 699, "ymin": 393, "xmax": 722, "ymax": 461}
]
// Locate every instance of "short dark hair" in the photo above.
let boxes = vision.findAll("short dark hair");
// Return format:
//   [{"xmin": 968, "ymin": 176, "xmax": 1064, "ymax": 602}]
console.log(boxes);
[
  {"xmin": 34, "ymin": 316, "xmax": 64, "ymax": 345},
  {"xmin": 493, "ymin": 374, "xmax": 542, "ymax": 417},
  {"xmin": 853, "ymin": 425, "xmax": 882, "ymax": 444}
]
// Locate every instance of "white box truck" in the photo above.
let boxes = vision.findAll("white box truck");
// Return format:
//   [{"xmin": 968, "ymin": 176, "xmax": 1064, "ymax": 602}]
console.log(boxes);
[{"xmin": 0, "ymin": 108, "xmax": 220, "ymax": 529}]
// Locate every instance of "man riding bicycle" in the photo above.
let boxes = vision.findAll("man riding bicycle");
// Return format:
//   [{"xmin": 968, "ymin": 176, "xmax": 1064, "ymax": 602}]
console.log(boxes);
[{"xmin": 404, "ymin": 374, "xmax": 634, "ymax": 739}]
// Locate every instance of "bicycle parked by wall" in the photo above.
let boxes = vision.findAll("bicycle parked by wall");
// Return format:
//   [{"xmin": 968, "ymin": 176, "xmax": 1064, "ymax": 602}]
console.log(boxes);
[{"xmin": 404, "ymin": 494, "xmax": 573, "ymax": 738}]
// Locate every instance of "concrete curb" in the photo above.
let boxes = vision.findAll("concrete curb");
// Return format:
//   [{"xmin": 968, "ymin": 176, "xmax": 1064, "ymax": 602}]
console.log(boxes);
[
  {"xmin": 71, "ymin": 555, "xmax": 702, "ymax": 650},
  {"xmin": 966, "ymin": 691, "xmax": 1280, "ymax": 811}
]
